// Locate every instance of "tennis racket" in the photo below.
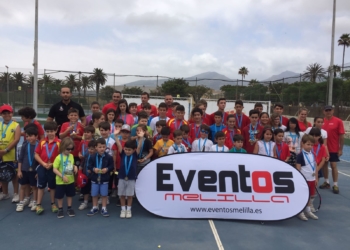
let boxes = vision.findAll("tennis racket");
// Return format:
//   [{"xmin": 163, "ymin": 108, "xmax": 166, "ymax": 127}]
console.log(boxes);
[{"xmin": 314, "ymin": 188, "xmax": 322, "ymax": 212}]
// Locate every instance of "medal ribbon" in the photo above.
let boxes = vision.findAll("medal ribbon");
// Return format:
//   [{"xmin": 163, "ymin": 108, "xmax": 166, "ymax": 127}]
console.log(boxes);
[
  {"xmin": 124, "ymin": 155, "xmax": 133, "ymax": 177},
  {"xmin": 263, "ymin": 141, "xmax": 272, "ymax": 156},
  {"xmin": 45, "ymin": 142, "xmax": 57, "ymax": 162},
  {"xmin": 96, "ymin": 154, "xmax": 104, "ymax": 181},
  {"xmin": 136, "ymin": 138, "xmax": 145, "ymax": 158},
  {"xmin": 198, "ymin": 138, "xmax": 207, "ymax": 151},
  {"xmin": 216, "ymin": 145, "xmax": 224, "ymax": 152},
  {"xmin": 303, "ymin": 151, "xmax": 315, "ymax": 172},
  {"xmin": 312, "ymin": 144, "xmax": 321, "ymax": 156},
  {"xmin": 235, "ymin": 114, "xmax": 242, "ymax": 128},
  {"xmin": 249, "ymin": 124, "xmax": 257, "ymax": 141},
  {"xmin": 1, "ymin": 121, "xmax": 12, "ymax": 139},
  {"xmin": 27, "ymin": 141, "xmax": 38, "ymax": 167},
  {"xmin": 276, "ymin": 143, "xmax": 283, "ymax": 159}
]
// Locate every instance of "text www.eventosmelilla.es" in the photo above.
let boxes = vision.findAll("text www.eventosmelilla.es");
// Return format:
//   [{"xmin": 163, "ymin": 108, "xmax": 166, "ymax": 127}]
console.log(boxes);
[{"xmin": 190, "ymin": 207, "xmax": 262, "ymax": 214}]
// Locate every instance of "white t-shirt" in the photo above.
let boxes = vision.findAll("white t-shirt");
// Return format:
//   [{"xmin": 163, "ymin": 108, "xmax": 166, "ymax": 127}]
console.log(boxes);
[
  {"xmin": 257, "ymin": 140, "xmax": 275, "ymax": 157},
  {"xmin": 167, "ymin": 143, "xmax": 187, "ymax": 154},
  {"xmin": 284, "ymin": 131, "xmax": 304, "ymax": 154},
  {"xmin": 298, "ymin": 150, "xmax": 316, "ymax": 181},
  {"xmin": 191, "ymin": 138, "xmax": 213, "ymax": 152},
  {"xmin": 150, "ymin": 117, "xmax": 170, "ymax": 135},
  {"xmin": 104, "ymin": 137, "xmax": 115, "ymax": 156},
  {"xmin": 209, "ymin": 145, "xmax": 229, "ymax": 152},
  {"xmin": 304, "ymin": 127, "xmax": 328, "ymax": 139}
]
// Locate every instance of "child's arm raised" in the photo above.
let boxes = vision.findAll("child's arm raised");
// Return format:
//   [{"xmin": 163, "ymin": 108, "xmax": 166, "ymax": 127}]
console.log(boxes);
[
  {"xmin": 114, "ymin": 128, "xmax": 122, "ymax": 153},
  {"xmin": 136, "ymin": 130, "xmax": 145, "ymax": 155}
]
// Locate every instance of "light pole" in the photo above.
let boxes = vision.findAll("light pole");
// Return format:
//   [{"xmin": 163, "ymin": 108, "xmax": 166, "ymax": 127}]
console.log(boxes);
[
  {"xmin": 5, "ymin": 65, "xmax": 9, "ymax": 104},
  {"xmin": 33, "ymin": 0, "xmax": 39, "ymax": 111},
  {"xmin": 328, "ymin": 0, "xmax": 336, "ymax": 105}
]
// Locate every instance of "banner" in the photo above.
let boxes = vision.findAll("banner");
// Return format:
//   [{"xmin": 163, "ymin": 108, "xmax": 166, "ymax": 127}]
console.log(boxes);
[{"xmin": 135, "ymin": 153, "xmax": 309, "ymax": 221}]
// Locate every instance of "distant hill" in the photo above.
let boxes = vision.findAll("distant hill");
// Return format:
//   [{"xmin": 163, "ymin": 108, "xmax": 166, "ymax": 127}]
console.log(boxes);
[{"xmin": 262, "ymin": 70, "xmax": 300, "ymax": 84}]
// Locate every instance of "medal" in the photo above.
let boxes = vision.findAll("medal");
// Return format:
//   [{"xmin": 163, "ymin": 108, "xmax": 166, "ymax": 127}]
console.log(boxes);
[
  {"xmin": 28, "ymin": 141, "xmax": 38, "ymax": 170},
  {"xmin": 96, "ymin": 154, "xmax": 104, "ymax": 183},
  {"xmin": 249, "ymin": 124, "xmax": 258, "ymax": 145},
  {"xmin": 45, "ymin": 142, "xmax": 57, "ymax": 164},
  {"xmin": 312, "ymin": 173, "xmax": 315, "ymax": 176},
  {"xmin": 29, "ymin": 167, "xmax": 33, "ymax": 172},
  {"xmin": 124, "ymin": 154, "xmax": 133, "ymax": 181}
]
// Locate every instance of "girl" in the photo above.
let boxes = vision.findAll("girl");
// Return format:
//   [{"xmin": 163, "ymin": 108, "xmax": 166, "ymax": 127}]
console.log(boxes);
[
  {"xmin": 297, "ymin": 108, "xmax": 312, "ymax": 132},
  {"xmin": 273, "ymin": 128, "xmax": 290, "ymax": 162},
  {"xmin": 89, "ymin": 112, "xmax": 105, "ymax": 140},
  {"xmin": 135, "ymin": 125, "xmax": 153, "ymax": 173},
  {"xmin": 270, "ymin": 113, "xmax": 286, "ymax": 131},
  {"xmin": 253, "ymin": 127, "xmax": 276, "ymax": 157},
  {"xmin": 259, "ymin": 112, "xmax": 270, "ymax": 127},
  {"xmin": 284, "ymin": 118, "xmax": 304, "ymax": 166},
  {"xmin": 116, "ymin": 99, "xmax": 134, "ymax": 127},
  {"xmin": 222, "ymin": 114, "xmax": 241, "ymax": 150},
  {"xmin": 85, "ymin": 101, "xmax": 100, "ymax": 126},
  {"xmin": 52, "ymin": 137, "xmax": 78, "ymax": 219},
  {"xmin": 106, "ymin": 109, "xmax": 116, "ymax": 134},
  {"xmin": 305, "ymin": 117, "xmax": 329, "ymax": 158}
]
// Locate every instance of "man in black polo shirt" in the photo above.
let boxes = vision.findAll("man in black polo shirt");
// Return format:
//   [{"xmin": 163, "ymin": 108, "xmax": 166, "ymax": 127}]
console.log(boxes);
[{"xmin": 47, "ymin": 87, "xmax": 86, "ymax": 133}]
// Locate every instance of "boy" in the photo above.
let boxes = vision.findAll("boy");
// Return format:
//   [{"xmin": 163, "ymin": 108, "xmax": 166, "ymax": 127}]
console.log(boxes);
[
  {"xmin": 210, "ymin": 131, "xmax": 229, "ymax": 152},
  {"xmin": 99, "ymin": 121, "xmax": 115, "ymax": 157},
  {"xmin": 110, "ymin": 118, "xmax": 124, "ymax": 141},
  {"xmin": 18, "ymin": 107, "xmax": 45, "ymax": 140},
  {"xmin": 115, "ymin": 130, "xmax": 142, "ymax": 218},
  {"xmin": 168, "ymin": 130, "xmax": 187, "ymax": 154},
  {"xmin": 79, "ymin": 140, "xmax": 96, "ymax": 210},
  {"xmin": 142, "ymin": 103, "xmax": 153, "ymax": 126},
  {"xmin": 189, "ymin": 108, "xmax": 203, "ymax": 140},
  {"xmin": 228, "ymin": 134, "xmax": 247, "ymax": 153},
  {"xmin": 86, "ymin": 101, "xmax": 100, "ymax": 126},
  {"xmin": 16, "ymin": 126, "xmax": 39, "ymax": 212},
  {"xmin": 274, "ymin": 128, "xmax": 291, "ymax": 162},
  {"xmin": 274, "ymin": 103, "xmax": 289, "ymax": 127},
  {"xmin": 167, "ymin": 105, "xmax": 188, "ymax": 134},
  {"xmin": 87, "ymin": 138, "xmax": 114, "ymax": 217},
  {"xmin": 34, "ymin": 121, "xmax": 61, "ymax": 214},
  {"xmin": 153, "ymin": 120, "xmax": 167, "ymax": 145},
  {"xmin": 191, "ymin": 124, "xmax": 213, "ymax": 152},
  {"xmin": 234, "ymin": 100, "xmax": 250, "ymax": 130},
  {"xmin": 0, "ymin": 104, "xmax": 21, "ymax": 202},
  {"xmin": 153, "ymin": 127, "xmax": 174, "ymax": 158},
  {"xmin": 59, "ymin": 108, "xmax": 84, "ymax": 165},
  {"xmin": 197, "ymin": 99, "xmax": 212, "ymax": 125},
  {"xmin": 167, "ymin": 102, "xmax": 180, "ymax": 119},
  {"xmin": 181, "ymin": 125, "xmax": 193, "ymax": 152},
  {"xmin": 209, "ymin": 111, "xmax": 226, "ymax": 142},
  {"xmin": 130, "ymin": 111, "xmax": 153, "ymax": 138},
  {"xmin": 128, "ymin": 102, "xmax": 138, "ymax": 125},
  {"xmin": 210, "ymin": 98, "xmax": 228, "ymax": 125},
  {"xmin": 223, "ymin": 115, "xmax": 241, "ymax": 149},
  {"xmin": 254, "ymin": 102, "xmax": 264, "ymax": 114},
  {"xmin": 150, "ymin": 102, "xmax": 169, "ymax": 135},
  {"xmin": 242, "ymin": 109, "xmax": 264, "ymax": 154},
  {"xmin": 78, "ymin": 126, "xmax": 95, "ymax": 160}
]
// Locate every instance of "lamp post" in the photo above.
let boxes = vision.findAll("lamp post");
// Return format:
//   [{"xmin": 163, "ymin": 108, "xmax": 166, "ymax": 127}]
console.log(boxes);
[
  {"xmin": 5, "ymin": 65, "xmax": 9, "ymax": 104},
  {"xmin": 328, "ymin": 0, "xmax": 336, "ymax": 105}
]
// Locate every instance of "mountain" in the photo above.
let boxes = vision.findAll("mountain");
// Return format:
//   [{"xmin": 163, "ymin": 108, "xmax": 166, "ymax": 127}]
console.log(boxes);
[{"xmin": 262, "ymin": 70, "xmax": 300, "ymax": 84}]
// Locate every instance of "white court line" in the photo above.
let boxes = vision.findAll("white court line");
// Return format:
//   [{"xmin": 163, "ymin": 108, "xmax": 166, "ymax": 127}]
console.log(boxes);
[
  {"xmin": 208, "ymin": 220, "xmax": 224, "ymax": 250},
  {"xmin": 328, "ymin": 167, "xmax": 350, "ymax": 178}
]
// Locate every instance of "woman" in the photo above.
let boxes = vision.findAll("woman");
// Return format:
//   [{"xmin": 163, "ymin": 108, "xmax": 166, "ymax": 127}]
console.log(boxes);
[{"xmin": 297, "ymin": 108, "xmax": 312, "ymax": 132}]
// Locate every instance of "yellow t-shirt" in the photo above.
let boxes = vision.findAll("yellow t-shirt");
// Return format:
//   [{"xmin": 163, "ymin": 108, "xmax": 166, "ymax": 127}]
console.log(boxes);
[
  {"xmin": 153, "ymin": 139, "xmax": 174, "ymax": 157},
  {"xmin": 53, "ymin": 154, "xmax": 75, "ymax": 185},
  {"xmin": 0, "ymin": 121, "xmax": 19, "ymax": 162}
]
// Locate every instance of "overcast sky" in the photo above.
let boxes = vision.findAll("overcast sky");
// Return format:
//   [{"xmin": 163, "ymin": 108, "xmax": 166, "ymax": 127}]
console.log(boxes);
[{"xmin": 1, "ymin": 0, "xmax": 349, "ymax": 84}]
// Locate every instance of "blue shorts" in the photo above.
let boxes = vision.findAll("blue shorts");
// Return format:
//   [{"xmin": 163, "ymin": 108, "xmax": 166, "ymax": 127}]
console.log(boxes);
[
  {"xmin": 36, "ymin": 165, "xmax": 56, "ymax": 190},
  {"xmin": 55, "ymin": 183, "xmax": 75, "ymax": 199},
  {"xmin": 329, "ymin": 152, "xmax": 340, "ymax": 163},
  {"xmin": 19, "ymin": 171, "xmax": 37, "ymax": 186},
  {"xmin": 91, "ymin": 183, "xmax": 108, "ymax": 197}
]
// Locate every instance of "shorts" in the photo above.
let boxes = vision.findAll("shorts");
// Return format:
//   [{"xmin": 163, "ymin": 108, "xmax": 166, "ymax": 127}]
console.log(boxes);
[
  {"xmin": 91, "ymin": 183, "xmax": 108, "ymax": 197},
  {"xmin": 36, "ymin": 165, "xmax": 56, "ymax": 189},
  {"xmin": 80, "ymin": 179, "xmax": 92, "ymax": 195},
  {"xmin": 118, "ymin": 179, "xmax": 136, "ymax": 197},
  {"xmin": 55, "ymin": 183, "xmax": 75, "ymax": 199},
  {"xmin": 307, "ymin": 181, "xmax": 315, "ymax": 197},
  {"xmin": 19, "ymin": 171, "xmax": 37, "ymax": 186},
  {"xmin": 329, "ymin": 152, "xmax": 340, "ymax": 163},
  {"xmin": 74, "ymin": 157, "xmax": 81, "ymax": 167}
]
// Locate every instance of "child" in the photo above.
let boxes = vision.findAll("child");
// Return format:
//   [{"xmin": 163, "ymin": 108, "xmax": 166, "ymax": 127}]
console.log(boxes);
[
  {"xmin": 210, "ymin": 111, "xmax": 226, "ymax": 142},
  {"xmin": 181, "ymin": 125, "xmax": 193, "ymax": 152},
  {"xmin": 210, "ymin": 131, "xmax": 229, "ymax": 152},
  {"xmin": 191, "ymin": 124, "xmax": 213, "ymax": 152},
  {"xmin": 273, "ymin": 103, "xmax": 289, "ymax": 127},
  {"xmin": 116, "ymin": 99, "xmax": 134, "ymax": 127},
  {"xmin": 284, "ymin": 117, "xmax": 304, "ymax": 166},
  {"xmin": 167, "ymin": 102, "xmax": 180, "ymax": 119},
  {"xmin": 135, "ymin": 125, "xmax": 153, "ymax": 173},
  {"xmin": 273, "ymin": 128, "xmax": 291, "ymax": 162},
  {"xmin": 253, "ymin": 127, "xmax": 276, "ymax": 157},
  {"xmin": 16, "ymin": 126, "xmax": 39, "ymax": 212},
  {"xmin": 270, "ymin": 113, "xmax": 286, "ymax": 131},
  {"xmin": 110, "ymin": 118, "xmax": 124, "ymax": 141},
  {"xmin": 128, "ymin": 102, "xmax": 138, "ymax": 125},
  {"xmin": 150, "ymin": 102, "xmax": 169, "ymax": 136},
  {"xmin": 52, "ymin": 137, "xmax": 78, "ymax": 218},
  {"xmin": 0, "ymin": 104, "xmax": 21, "ymax": 202},
  {"xmin": 189, "ymin": 108, "xmax": 203, "ymax": 140},
  {"xmin": 210, "ymin": 98, "xmax": 228, "ymax": 125},
  {"xmin": 143, "ymin": 103, "xmax": 153, "ymax": 126},
  {"xmin": 86, "ymin": 101, "xmax": 100, "ymax": 126},
  {"xmin": 242, "ymin": 109, "xmax": 264, "ymax": 154},
  {"xmin": 296, "ymin": 135, "xmax": 319, "ymax": 221},
  {"xmin": 196, "ymin": 100, "xmax": 212, "ymax": 125},
  {"xmin": 78, "ymin": 140, "xmax": 96, "ymax": 210},
  {"xmin": 305, "ymin": 117, "xmax": 328, "ymax": 150},
  {"xmin": 99, "ymin": 121, "xmax": 115, "ymax": 157},
  {"xmin": 115, "ymin": 131, "xmax": 142, "ymax": 218},
  {"xmin": 254, "ymin": 102, "xmax": 263, "ymax": 114},
  {"xmin": 153, "ymin": 120, "xmax": 167, "ymax": 145},
  {"xmin": 168, "ymin": 130, "xmax": 187, "ymax": 154},
  {"xmin": 234, "ymin": 100, "xmax": 250, "ymax": 130},
  {"xmin": 259, "ymin": 112, "xmax": 270, "ymax": 127},
  {"xmin": 222, "ymin": 114, "xmax": 241, "ymax": 149},
  {"xmin": 105, "ymin": 109, "xmax": 116, "ymax": 134},
  {"xmin": 153, "ymin": 127, "xmax": 174, "ymax": 157},
  {"xmin": 18, "ymin": 107, "xmax": 45, "ymax": 140},
  {"xmin": 131, "ymin": 111, "xmax": 153, "ymax": 138},
  {"xmin": 89, "ymin": 111, "xmax": 105, "ymax": 140},
  {"xmin": 228, "ymin": 134, "xmax": 247, "ymax": 153},
  {"xmin": 34, "ymin": 121, "xmax": 61, "ymax": 214},
  {"xmin": 167, "ymin": 105, "xmax": 188, "ymax": 134},
  {"xmin": 78, "ymin": 126, "xmax": 95, "ymax": 161}
]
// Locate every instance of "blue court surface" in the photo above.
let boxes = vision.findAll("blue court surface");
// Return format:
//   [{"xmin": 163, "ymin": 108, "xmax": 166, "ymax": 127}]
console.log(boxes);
[{"xmin": 0, "ymin": 162, "xmax": 350, "ymax": 250}]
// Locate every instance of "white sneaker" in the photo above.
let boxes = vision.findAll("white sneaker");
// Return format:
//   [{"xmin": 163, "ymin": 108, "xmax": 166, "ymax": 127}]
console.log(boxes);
[
  {"xmin": 31, "ymin": 201, "xmax": 37, "ymax": 211},
  {"xmin": 12, "ymin": 193, "xmax": 19, "ymax": 203},
  {"xmin": 310, "ymin": 203, "xmax": 316, "ymax": 213},
  {"xmin": 298, "ymin": 212, "xmax": 308, "ymax": 221},
  {"xmin": 28, "ymin": 200, "xmax": 34, "ymax": 208},
  {"xmin": 23, "ymin": 197, "xmax": 30, "ymax": 206},
  {"xmin": 126, "ymin": 210, "xmax": 132, "ymax": 218},
  {"xmin": 0, "ymin": 193, "xmax": 10, "ymax": 200},
  {"xmin": 16, "ymin": 203, "xmax": 24, "ymax": 212},
  {"xmin": 120, "ymin": 210, "xmax": 126, "ymax": 218},
  {"xmin": 79, "ymin": 202, "xmax": 88, "ymax": 210},
  {"xmin": 111, "ymin": 190, "xmax": 117, "ymax": 198},
  {"xmin": 306, "ymin": 211, "xmax": 318, "ymax": 220}
]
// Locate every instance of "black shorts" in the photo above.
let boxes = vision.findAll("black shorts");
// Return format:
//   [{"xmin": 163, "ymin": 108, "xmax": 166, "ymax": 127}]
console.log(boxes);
[
  {"xmin": 55, "ymin": 183, "xmax": 75, "ymax": 199},
  {"xmin": 36, "ymin": 165, "xmax": 56, "ymax": 189},
  {"xmin": 80, "ymin": 179, "xmax": 92, "ymax": 195},
  {"xmin": 19, "ymin": 171, "xmax": 37, "ymax": 186},
  {"xmin": 329, "ymin": 152, "xmax": 340, "ymax": 163},
  {"xmin": 74, "ymin": 157, "xmax": 81, "ymax": 167}
]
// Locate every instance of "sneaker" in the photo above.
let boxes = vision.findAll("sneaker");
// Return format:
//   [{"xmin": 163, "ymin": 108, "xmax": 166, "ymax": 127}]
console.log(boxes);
[
  {"xmin": 310, "ymin": 203, "xmax": 316, "ymax": 213},
  {"xmin": 67, "ymin": 208, "xmax": 76, "ymax": 217},
  {"xmin": 0, "ymin": 193, "xmax": 10, "ymax": 200},
  {"xmin": 23, "ymin": 197, "xmax": 30, "ymax": 206},
  {"xmin": 333, "ymin": 185, "xmax": 339, "ymax": 194},
  {"xmin": 116, "ymin": 199, "xmax": 121, "ymax": 207},
  {"xmin": 306, "ymin": 211, "xmax": 318, "ymax": 220},
  {"xmin": 16, "ymin": 203, "xmax": 24, "ymax": 212},
  {"xmin": 51, "ymin": 204, "xmax": 59, "ymax": 213},
  {"xmin": 319, "ymin": 182, "xmax": 330, "ymax": 189},
  {"xmin": 101, "ymin": 208, "xmax": 109, "ymax": 217},
  {"xmin": 111, "ymin": 190, "xmax": 117, "ymax": 198},
  {"xmin": 87, "ymin": 207, "xmax": 99, "ymax": 216},
  {"xmin": 298, "ymin": 212, "xmax": 308, "ymax": 221},
  {"xmin": 79, "ymin": 202, "xmax": 88, "ymax": 210},
  {"xmin": 12, "ymin": 193, "xmax": 19, "ymax": 203},
  {"xmin": 28, "ymin": 200, "xmax": 34, "ymax": 208},
  {"xmin": 36, "ymin": 205, "xmax": 44, "ymax": 215},
  {"xmin": 57, "ymin": 210, "xmax": 64, "ymax": 219},
  {"xmin": 120, "ymin": 210, "xmax": 126, "ymax": 218},
  {"xmin": 126, "ymin": 210, "xmax": 132, "ymax": 219},
  {"xmin": 31, "ymin": 201, "xmax": 37, "ymax": 211}
]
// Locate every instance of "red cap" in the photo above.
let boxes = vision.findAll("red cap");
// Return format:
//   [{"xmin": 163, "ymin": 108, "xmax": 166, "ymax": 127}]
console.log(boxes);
[{"xmin": 0, "ymin": 105, "xmax": 13, "ymax": 113}]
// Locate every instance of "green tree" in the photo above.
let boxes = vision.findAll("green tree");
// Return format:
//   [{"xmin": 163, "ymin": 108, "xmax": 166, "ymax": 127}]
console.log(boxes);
[
  {"xmin": 187, "ymin": 85, "xmax": 211, "ymax": 103},
  {"xmin": 341, "ymin": 70, "xmax": 350, "ymax": 80},
  {"xmin": 11, "ymin": 72, "xmax": 27, "ymax": 90},
  {"xmin": 81, "ymin": 75, "xmax": 94, "ymax": 100},
  {"xmin": 303, "ymin": 63, "xmax": 326, "ymax": 83},
  {"xmin": 38, "ymin": 75, "xmax": 54, "ymax": 102},
  {"xmin": 0, "ymin": 72, "xmax": 11, "ymax": 92},
  {"xmin": 100, "ymin": 86, "xmax": 115, "ymax": 102},
  {"xmin": 122, "ymin": 86, "xmax": 144, "ymax": 95},
  {"xmin": 65, "ymin": 74, "xmax": 78, "ymax": 91},
  {"xmin": 90, "ymin": 68, "xmax": 108, "ymax": 101},
  {"xmin": 160, "ymin": 78, "xmax": 189, "ymax": 97},
  {"xmin": 249, "ymin": 79, "xmax": 259, "ymax": 86},
  {"xmin": 238, "ymin": 66, "xmax": 249, "ymax": 86},
  {"xmin": 338, "ymin": 33, "xmax": 350, "ymax": 72}
]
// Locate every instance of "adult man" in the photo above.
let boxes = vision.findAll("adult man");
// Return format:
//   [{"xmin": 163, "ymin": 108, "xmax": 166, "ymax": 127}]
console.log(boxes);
[
  {"xmin": 273, "ymin": 103, "xmax": 289, "ymax": 127},
  {"xmin": 47, "ymin": 87, "xmax": 86, "ymax": 134},
  {"xmin": 320, "ymin": 105, "xmax": 345, "ymax": 194},
  {"xmin": 102, "ymin": 91, "xmax": 122, "ymax": 115},
  {"xmin": 137, "ymin": 92, "xmax": 158, "ymax": 117},
  {"xmin": 164, "ymin": 94, "xmax": 174, "ymax": 118}
]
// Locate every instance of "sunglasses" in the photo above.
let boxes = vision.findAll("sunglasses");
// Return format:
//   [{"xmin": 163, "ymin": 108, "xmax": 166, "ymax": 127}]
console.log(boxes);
[
  {"xmin": 66, "ymin": 147, "xmax": 74, "ymax": 151},
  {"xmin": 200, "ymin": 130, "xmax": 209, "ymax": 134}
]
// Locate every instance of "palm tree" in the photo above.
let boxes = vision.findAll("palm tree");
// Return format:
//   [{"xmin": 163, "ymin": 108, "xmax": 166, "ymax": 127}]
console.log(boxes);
[
  {"xmin": 302, "ymin": 63, "xmax": 326, "ymax": 83},
  {"xmin": 65, "ymin": 74, "xmax": 77, "ymax": 92},
  {"xmin": 328, "ymin": 65, "xmax": 341, "ymax": 78},
  {"xmin": 38, "ymin": 75, "xmax": 54, "ymax": 103},
  {"xmin": 0, "ymin": 72, "xmax": 11, "ymax": 92},
  {"xmin": 52, "ymin": 79, "xmax": 64, "ymax": 94},
  {"xmin": 338, "ymin": 34, "xmax": 350, "ymax": 72},
  {"xmin": 90, "ymin": 68, "xmax": 107, "ymax": 101},
  {"xmin": 11, "ymin": 72, "xmax": 27, "ymax": 90},
  {"xmin": 238, "ymin": 67, "xmax": 249, "ymax": 86},
  {"xmin": 81, "ymin": 75, "xmax": 94, "ymax": 100},
  {"xmin": 249, "ymin": 79, "xmax": 259, "ymax": 86}
]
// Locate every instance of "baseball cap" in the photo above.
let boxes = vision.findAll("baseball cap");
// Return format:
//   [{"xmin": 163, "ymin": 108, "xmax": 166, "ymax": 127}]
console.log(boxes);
[
  {"xmin": 0, "ymin": 104, "xmax": 13, "ymax": 113},
  {"xmin": 324, "ymin": 105, "xmax": 333, "ymax": 110},
  {"xmin": 121, "ymin": 124, "xmax": 130, "ymax": 132}
]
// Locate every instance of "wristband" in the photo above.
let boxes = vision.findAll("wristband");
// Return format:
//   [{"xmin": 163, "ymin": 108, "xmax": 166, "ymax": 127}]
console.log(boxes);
[{"xmin": 5, "ymin": 148, "xmax": 9, "ymax": 153}]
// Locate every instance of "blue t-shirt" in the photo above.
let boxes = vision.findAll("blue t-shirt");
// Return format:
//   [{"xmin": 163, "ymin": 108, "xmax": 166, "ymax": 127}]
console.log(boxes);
[
  {"xmin": 18, "ymin": 141, "xmax": 38, "ymax": 171},
  {"xmin": 209, "ymin": 124, "xmax": 226, "ymax": 142},
  {"xmin": 118, "ymin": 151, "xmax": 138, "ymax": 180}
]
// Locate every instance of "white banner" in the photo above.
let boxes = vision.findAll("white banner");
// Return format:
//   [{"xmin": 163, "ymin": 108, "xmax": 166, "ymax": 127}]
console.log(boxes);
[
  {"xmin": 136, "ymin": 153, "xmax": 309, "ymax": 221},
  {"xmin": 205, "ymin": 100, "xmax": 271, "ymax": 116}
]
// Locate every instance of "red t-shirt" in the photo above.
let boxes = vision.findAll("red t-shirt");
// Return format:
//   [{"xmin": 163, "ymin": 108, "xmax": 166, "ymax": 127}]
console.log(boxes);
[
  {"xmin": 187, "ymin": 114, "xmax": 212, "ymax": 126},
  {"xmin": 137, "ymin": 104, "xmax": 158, "ymax": 117},
  {"xmin": 189, "ymin": 123, "xmax": 202, "ymax": 140},
  {"xmin": 35, "ymin": 137, "xmax": 61, "ymax": 163},
  {"xmin": 78, "ymin": 140, "xmax": 90, "ymax": 157},
  {"xmin": 102, "ymin": 102, "xmax": 118, "ymax": 115},
  {"xmin": 233, "ymin": 113, "xmax": 250, "ymax": 130},
  {"xmin": 275, "ymin": 142, "xmax": 291, "ymax": 161},
  {"xmin": 60, "ymin": 122, "xmax": 84, "ymax": 157},
  {"xmin": 210, "ymin": 111, "xmax": 229, "ymax": 125},
  {"xmin": 322, "ymin": 116, "xmax": 345, "ymax": 153},
  {"xmin": 242, "ymin": 124, "xmax": 264, "ymax": 153},
  {"xmin": 112, "ymin": 140, "xmax": 126, "ymax": 170},
  {"xmin": 312, "ymin": 143, "xmax": 327, "ymax": 165},
  {"xmin": 167, "ymin": 118, "xmax": 188, "ymax": 134},
  {"xmin": 222, "ymin": 127, "xmax": 241, "ymax": 149},
  {"xmin": 182, "ymin": 137, "xmax": 193, "ymax": 152},
  {"xmin": 281, "ymin": 116, "xmax": 289, "ymax": 127},
  {"xmin": 166, "ymin": 109, "xmax": 175, "ymax": 119},
  {"xmin": 298, "ymin": 120, "xmax": 312, "ymax": 132},
  {"xmin": 23, "ymin": 120, "xmax": 45, "ymax": 139}
]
